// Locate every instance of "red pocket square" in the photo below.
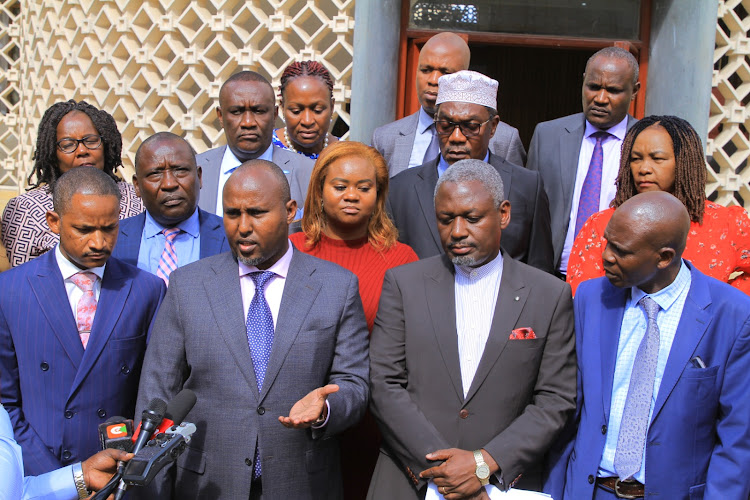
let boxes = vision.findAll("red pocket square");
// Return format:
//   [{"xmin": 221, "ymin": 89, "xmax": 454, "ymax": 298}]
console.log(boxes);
[{"xmin": 509, "ymin": 327, "xmax": 536, "ymax": 340}]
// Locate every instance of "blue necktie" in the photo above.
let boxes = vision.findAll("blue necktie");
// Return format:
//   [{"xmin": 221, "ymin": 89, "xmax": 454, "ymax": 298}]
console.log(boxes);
[
  {"xmin": 423, "ymin": 124, "xmax": 440, "ymax": 164},
  {"xmin": 245, "ymin": 270, "xmax": 276, "ymax": 479},
  {"xmin": 575, "ymin": 131, "xmax": 609, "ymax": 237},
  {"xmin": 614, "ymin": 296, "xmax": 661, "ymax": 480}
]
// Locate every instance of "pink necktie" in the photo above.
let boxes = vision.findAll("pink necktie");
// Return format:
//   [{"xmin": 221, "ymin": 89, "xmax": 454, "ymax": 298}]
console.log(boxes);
[
  {"xmin": 70, "ymin": 271, "xmax": 98, "ymax": 349},
  {"xmin": 156, "ymin": 228, "xmax": 180, "ymax": 285}
]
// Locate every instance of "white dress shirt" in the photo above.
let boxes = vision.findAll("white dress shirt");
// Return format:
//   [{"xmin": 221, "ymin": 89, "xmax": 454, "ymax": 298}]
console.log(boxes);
[
  {"xmin": 55, "ymin": 245, "xmax": 105, "ymax": 321},
  {"xmin": 407, "ymin": 107, "xmax": 438, "ymax": 170},
  {"xmin": 216, "ymin": 145, "xmax": 274, "ymax": 216},
  {"xmin": 560, "ymin": 115, "xmax": 629, "ymax": 273}
]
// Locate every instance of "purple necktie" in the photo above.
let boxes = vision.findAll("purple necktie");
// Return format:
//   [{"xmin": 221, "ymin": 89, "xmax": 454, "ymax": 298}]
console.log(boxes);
[
  {"xmin": 575, "ymin": 131, "xmax": 609, "ymax": 237},
  {"xmin": 423, "ymin": 124, "xmax": 440, "ymax": 164}
]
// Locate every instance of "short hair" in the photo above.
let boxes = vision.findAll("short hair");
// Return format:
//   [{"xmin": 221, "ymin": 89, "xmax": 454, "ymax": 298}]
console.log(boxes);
[
  {"xmin": 435, "ymin": 159, "xmax": 505, "ymax": 208},
  {"xmin": 135, "ymin": 132, "xmax": 196, "ymax": 172},
  {"xmin": 435, "ymin": 103, "xmax": 497, "ymax": 119},
  {"xmin": 301, "ymin": 141, "xmax": 398, "ymax": 251},
  {"xmin": 53, "ymin": 166, "xmax": 122, "ymax": 215},
  {"xmin": 612, "ymin": 115, "xmax": 706, "ymax": 223},
  {"xmin": 279, "ymin": 61, "xmax": 334, "ymax": 101},
  {"xmin": 29, "ymin": 100, "xmax": 123, "ymax": 190},
  {"xmin": 228, "ymin": 159, "xmax": 291, "ymax": 204},
  {"xmin": 586, "ymin": 46, "xmax": 639, "ymax": 85},
  {"xmin": 219, "ymin": 71, "xmax": 273, "ymax": 99}
]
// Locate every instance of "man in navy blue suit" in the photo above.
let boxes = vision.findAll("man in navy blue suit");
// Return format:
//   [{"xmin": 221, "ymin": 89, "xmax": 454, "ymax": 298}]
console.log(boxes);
[
  {"xmin": 544, "ymin": 191, "xmax": 750, "ymax": 499},
  {"xmin": 112, "ymin": 132, "xmax": 229, "ymax": 282},
  {"xmin": 0, "ymin": 166, "xmax": 165, "ymax": 475}
]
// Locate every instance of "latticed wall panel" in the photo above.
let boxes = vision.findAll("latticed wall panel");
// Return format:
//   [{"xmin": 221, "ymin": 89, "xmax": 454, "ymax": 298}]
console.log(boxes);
[{"xmin": 0, "ymin": 0, "xmax": 354, "ymax": 195}]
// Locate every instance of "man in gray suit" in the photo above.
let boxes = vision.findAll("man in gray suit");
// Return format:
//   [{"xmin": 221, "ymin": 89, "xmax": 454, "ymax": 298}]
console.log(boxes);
[
  {"xmin": 134, "ymin": 160, "xmax": 369, "ymax": 499},
  {"xmin": 196, "ymin": 71, "xmax": 314, "ymax": 216},
  {"xmin": 388, "ymin": 70, "xmax": 553, "ymax": 273},
  {"xmin": 372, "ymin": 32, "xmax": 526, "ymax": 177},
  {"xmin": 527, "ymin": 47, "xmax": 639, "ymax": 276},
  {"xmin": 368, "ymin": 160, "xmax": 575, "ymax": 499}
]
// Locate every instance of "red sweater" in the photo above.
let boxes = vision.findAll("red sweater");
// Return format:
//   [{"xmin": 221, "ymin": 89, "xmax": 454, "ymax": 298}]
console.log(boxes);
[{"xmin": 290, "ymin": 232, "xmax": 418, "ymax": 332}]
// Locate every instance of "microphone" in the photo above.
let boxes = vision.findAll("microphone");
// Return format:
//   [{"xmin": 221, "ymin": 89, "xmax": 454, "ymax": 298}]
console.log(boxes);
[
  {"xmin": 132, "ymin": 388, "xmax": 197, "ymax": 443},
  {"xmin": 132, "ymin": 398, "xmax": 168, "ymax": 454},
  {"xmin": 98, "ymin": 416, "xmax": 134, "ymax": 452},
  {"xmin": 122, "ymin": 421, "xmax": 197, "ymax": 487}
]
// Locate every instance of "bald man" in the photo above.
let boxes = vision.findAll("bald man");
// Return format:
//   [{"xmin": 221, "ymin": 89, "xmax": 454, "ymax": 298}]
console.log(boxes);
[
  {"xmin": 133, "ymin": 160, "xmax": 369, "ymax": 500},
  {"xmin": 372, "ymin": 32, "xmax": 526, "ymax": 177},
  {"xmin": 544, "ymin": 192, "xmax": 750, "ymax": 499}
]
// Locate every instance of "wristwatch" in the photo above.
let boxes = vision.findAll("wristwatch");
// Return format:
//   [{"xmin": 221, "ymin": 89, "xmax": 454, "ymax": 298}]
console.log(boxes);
[
  {"xmin": 71, "ymin": 461, "xmax": 90, "ymax": 499},
  {"xmin": 473, "ymin": 450, "xmax": 491, "ymax": 486}
]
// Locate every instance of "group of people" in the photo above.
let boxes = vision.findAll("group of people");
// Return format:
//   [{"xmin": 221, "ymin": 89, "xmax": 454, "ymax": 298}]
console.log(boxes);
[{"xmin": 0, "ymin": 29, "xmax": 749, "ymax": 500}]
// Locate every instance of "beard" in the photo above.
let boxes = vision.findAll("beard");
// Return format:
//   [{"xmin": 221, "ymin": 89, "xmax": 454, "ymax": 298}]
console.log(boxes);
[
  {"xmin": 237, "ymin": 255, "xmax": 265, "ymax": 267},
  {"xmin": 450, "ymin": 254, "xmax": 479, "ymax": 267}
]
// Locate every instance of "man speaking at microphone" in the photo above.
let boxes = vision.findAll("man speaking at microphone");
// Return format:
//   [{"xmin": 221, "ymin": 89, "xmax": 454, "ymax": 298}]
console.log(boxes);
[{"xmin": 133, "ymin": 160, "xmax": 370, "ymax": 499}]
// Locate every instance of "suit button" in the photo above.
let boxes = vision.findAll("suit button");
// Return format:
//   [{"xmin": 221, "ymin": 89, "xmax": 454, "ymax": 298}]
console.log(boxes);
[
  {"xmin": 64, "ymin": 410, "xmax": 73, "ymax": 419},
  {"xmin": 245, "ymin": 458, "xmax": 252, "ymax": 466},
  {"xmin": 62, "ymin": 450, "xmax": 72, "ymax": 461},
  {"xmin": 121, "ymin": 365, "xmax": 130, "ymax": 375},
  {"xmin": 40, "ymin": 362, "xmax": 49, "ymax": 371},
  {"xmin": 588, "ymin": 475, "xmax": 594, "ymax": 484},
  {"xmin": 601, "ymin": 425, "xmax": 607, "ymax": 435},
  {"xmin": 257, "ymin": 407, "xmax": 265, "ymax": 415},
  {"xmin": 98, "ymin": 408, "xmax": 107, "ymax": 418},
  {"xmin": 459, "ymin": 409, "xmax": 469, "ymax": 419}
]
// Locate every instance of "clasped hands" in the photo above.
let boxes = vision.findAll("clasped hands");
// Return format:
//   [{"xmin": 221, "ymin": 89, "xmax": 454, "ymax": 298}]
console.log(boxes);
[
  {"xmin": 420, "ymin": 448, "xmax": 498, "ymax": 500},
  {"xmin": 278, "ymin": 384, "xmax": 338, "ymax": 428}
]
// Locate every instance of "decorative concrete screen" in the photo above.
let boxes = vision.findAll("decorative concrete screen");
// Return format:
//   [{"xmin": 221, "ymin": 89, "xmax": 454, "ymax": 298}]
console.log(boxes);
[{"xmin": 0, "ymin": 0, "xmax": 354, "ymax": 196}]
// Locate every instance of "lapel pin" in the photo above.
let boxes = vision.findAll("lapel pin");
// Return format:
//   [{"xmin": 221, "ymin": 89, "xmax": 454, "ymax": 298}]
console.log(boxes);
[{"xmin": 515, "ymin": 296, "xmax": 519, "ymax": 301}]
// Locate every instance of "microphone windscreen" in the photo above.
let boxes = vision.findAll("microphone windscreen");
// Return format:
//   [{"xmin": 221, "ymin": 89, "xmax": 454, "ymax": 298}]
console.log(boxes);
[
  {"xmin": 164, "ymin": 389, "xmax": 197, "ymax": 425},
  {"xmin": 143, "ymin": 398, "xmax": 168, "ymax": 422}
]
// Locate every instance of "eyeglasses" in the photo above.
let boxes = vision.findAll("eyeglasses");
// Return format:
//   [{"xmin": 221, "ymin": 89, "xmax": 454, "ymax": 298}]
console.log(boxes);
[
  {"xmin": 56, "ymin": 135, "xmax": 103, "ymax": 154},
  {"xmin": 434, "ymin": 118, "xmax": 492, "ymax": 138}
]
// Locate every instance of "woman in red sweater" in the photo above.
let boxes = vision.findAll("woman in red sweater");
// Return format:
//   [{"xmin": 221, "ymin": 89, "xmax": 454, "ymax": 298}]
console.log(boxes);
[{"xmin": 290, "ymin": 140, "xmax": 417, "ymax": 499}]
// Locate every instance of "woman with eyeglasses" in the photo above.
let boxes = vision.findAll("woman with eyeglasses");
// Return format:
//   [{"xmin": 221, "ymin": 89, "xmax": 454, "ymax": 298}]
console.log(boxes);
[{"xmin": 1, "ymin": 100, "xmax": 143, "ymax": 267}]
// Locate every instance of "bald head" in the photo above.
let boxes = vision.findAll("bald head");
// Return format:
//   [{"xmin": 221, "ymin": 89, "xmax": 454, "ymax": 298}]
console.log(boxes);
[
  {"xmin": 225, "ymin": 159, "xmax": 291, "ymax": 204},
  {"xmin": 616, "ymin": 191, "xmax": 690, "ymax": 256},
  {"xmin": 416, "ymin": 32, "xmax": 471, "ymax": 115}
]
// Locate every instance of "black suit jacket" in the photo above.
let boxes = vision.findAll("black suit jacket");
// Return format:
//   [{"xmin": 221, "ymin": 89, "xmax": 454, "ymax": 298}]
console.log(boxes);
[{"xmin": 387, "ymin": 154, "xmax": 554, "ymax": 273}]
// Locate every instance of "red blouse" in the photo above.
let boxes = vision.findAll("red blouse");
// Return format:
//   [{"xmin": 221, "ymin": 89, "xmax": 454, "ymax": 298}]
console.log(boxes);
[{"xmin": 567, "ymin": 201, "xmax": 750, "ymax": 295}]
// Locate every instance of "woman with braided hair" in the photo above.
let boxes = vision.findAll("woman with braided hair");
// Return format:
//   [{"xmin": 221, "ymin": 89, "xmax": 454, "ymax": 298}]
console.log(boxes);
[
  {"xmin": 272, "ymin": 60, "xmax": 340, "ymax": 159},
  {"xmin": 1, "ymin": 100, "xmax": 143, "ymax": 267},
  {"xmin": 567, "ymin": 115, "xmax": 750, "ymax": 295}
]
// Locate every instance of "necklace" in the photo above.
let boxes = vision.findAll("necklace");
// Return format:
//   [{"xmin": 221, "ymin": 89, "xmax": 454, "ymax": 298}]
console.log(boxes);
[{"xmin": 284, "ymin": 127, "xmax": 328, "ymax": 155}]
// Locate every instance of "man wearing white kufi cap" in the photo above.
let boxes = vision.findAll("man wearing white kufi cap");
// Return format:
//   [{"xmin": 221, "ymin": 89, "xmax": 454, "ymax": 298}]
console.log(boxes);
[{"xmin": 388, "ymin": 70, "xmax": 554, "ymax": 274}]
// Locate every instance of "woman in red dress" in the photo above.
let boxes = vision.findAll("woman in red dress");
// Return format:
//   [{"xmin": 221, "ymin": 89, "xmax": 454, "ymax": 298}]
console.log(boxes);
[
  {"xmin": 290, "ymin": 141, "xmax": 417, "ymax": 499},
  {"xmin": 567, "ymin": 115, "xmax": 750, "ymax": 295}
]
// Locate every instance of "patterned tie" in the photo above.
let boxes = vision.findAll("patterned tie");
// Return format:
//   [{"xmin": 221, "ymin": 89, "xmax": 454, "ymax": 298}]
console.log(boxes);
[
  {"xmin": 423, "ymin": 123, "xmax": 440, "ymax": 164},
  {"xmin": 156, "ymin": 228, "xmax": 180, "ymax": 285},
  {"xmin": 574, "ymin": 131, "xmax": 610, "ymax": 237},
  {"xmin": 245, "ymin": 271, "xmax": 276, "ymax": 479},
  {"xmin": 614, "ymin": 296, "xmax": 661, "ymax": 480},
  {"xmin": 69, "ymin": 272, "xmax": 98, "ymax": 349}
]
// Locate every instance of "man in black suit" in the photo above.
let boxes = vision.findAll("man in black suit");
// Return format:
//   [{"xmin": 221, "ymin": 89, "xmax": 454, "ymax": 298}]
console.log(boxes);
[{"xmin": 388, "ymin": 70, "xmax": 553, "ymax": 273}]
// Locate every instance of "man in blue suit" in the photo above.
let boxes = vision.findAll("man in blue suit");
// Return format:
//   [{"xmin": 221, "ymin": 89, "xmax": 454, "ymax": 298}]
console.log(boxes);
[
  {"xmin": 0, "ymin": 166, "xmax": 166, "ymax": 476},
  {"xmin": 545, "ymin": 191, "xmax": 750, "ymax": 499},
  {"xmin": 113, "ymin": 132, "xmax": 229, "ymax": 282}
]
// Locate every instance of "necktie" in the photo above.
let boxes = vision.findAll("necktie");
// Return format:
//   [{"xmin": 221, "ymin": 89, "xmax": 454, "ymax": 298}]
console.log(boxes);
[
  {"xmin": 245, "ymin": 271, "xmax": 276, "ymax": 479},
  {"xmin": 70, "ymin": 272, "xmax": 98, "ymax": 349},
  {"xmin": 156, "ymin": 228, "xmax": 180, "ymax": 285},
  {"xmin": 574, "ymin": 131, "xmax": 609, "ymax": 237},
  {"xmin": 423, "ymin": 123, "xmax": 440, "ymax": 164},
  {"xmin": 614, "ymin": 296, "xmax": 661, "ymax": 480}
]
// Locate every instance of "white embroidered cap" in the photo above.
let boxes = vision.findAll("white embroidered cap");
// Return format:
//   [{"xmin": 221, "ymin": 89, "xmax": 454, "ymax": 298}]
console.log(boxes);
[{"xmin": 436, "ymin": 70, "xmax": 498, "ymax": 110}]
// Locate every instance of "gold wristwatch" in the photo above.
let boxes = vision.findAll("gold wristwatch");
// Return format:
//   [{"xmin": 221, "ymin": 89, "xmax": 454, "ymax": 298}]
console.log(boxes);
[{"xmin": 473, "ymin": 450, "xmax": 491, "ymax": 486}]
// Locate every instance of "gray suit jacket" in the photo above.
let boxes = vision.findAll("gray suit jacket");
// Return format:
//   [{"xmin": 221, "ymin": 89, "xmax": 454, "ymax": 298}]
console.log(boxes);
[
  {"xmin": 133, "ymin": 249, "xmax": 370, "ymax": 500},
  {"xmin": 367, "ymin": 254, "xmax": 576, "ymax": 499},
  {"xmin": 196, "ymin": 145, "xmax": 314, "ymax": 214},
  {"xmin": 372, "ymin": 111, "xmax": 527, "ymax": 177},
  {"xmin": 526, "ymin": 112, "xmax": 638, "ymax": 269}
]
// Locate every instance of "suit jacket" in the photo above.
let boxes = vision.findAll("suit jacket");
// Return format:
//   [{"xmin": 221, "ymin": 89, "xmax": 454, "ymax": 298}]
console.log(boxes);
[
  {"xmin": 0, "ymin": 251, "xmax": 166, "ymax": 475},
  {"xmin": 132, "ymin": 249, "xmax": 370, "ymax": 500},
  {"xmin": 526, "ymin": 112, "xmax": 638, "ymax": 269},
  {"xmin": 372, "ymin": 111, "xmax": 528, "ymax": 177},
  {"xmin": 368, "ymin": 254, "xmax": 576, "ymax": 499},
  {"xmin": 111, "ymin": 208, "xmax": 229, "ymax": 268},
  {"xmin": 387, "ymin": 153, "xmax": 554, "ymax": 273},
  {"xmin": 196, "ymin": 145, "xmax": 314, "ymax": 214},
  {"xmin": 544, "ymin": 263, "xmax": 750, "ymax": 500}
]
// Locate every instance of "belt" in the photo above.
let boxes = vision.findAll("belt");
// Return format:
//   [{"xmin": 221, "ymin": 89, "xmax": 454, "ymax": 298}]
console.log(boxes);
[{"xmin": 596, "ymin": 477, "xmax": 644, "ymax": 499}]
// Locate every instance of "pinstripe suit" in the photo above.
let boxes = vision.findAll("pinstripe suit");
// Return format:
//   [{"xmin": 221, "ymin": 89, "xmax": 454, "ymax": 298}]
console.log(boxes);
[{"xmin": 0, "ymin": 250, "xmax": 166, "ymax": 475}]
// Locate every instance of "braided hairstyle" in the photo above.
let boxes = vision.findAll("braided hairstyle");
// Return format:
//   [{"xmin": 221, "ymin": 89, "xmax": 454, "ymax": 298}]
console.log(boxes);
[
  {"xmin": 279, "ymin": 60, "xmax": 334, "ymax": 102},
  {"xmin": 28, "ymin": 100, "xmax": 123, "ymax": 190},
  {"xmin": 613, "ymin": 115, "xmax": 706, "ymax": 223}
]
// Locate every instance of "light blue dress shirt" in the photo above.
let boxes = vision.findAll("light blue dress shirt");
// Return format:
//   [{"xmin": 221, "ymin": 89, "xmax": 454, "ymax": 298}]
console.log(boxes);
[
  {"xmin": 407, "ymin": 107, "xmax": 439, "ymax": 169},
  {"xmin": 137, "ymin": 208, "xmax": 201, "ymax": 275},
  {"xmin": 438, "ymin": 151, "xmax": 490, "ymax": 178},
  {"xmin": 599, "ymin": 261, "xmax": 692, "ymax": 483},
  {"xmin": 1, "ymin": 405, "xmax": 77, "ymax": 500}
]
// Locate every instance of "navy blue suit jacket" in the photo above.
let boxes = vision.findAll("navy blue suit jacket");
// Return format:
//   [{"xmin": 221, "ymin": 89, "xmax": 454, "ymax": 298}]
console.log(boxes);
[
  {"xmin": 0, "ymin": 250, "xmax": 166, "ymax": 475},
  {"xmin": 544, "ymin": 263, "xmax": 750, "ymax": 499},
  {"xmin": 112, "ymin": 209, "xmax": 229, "ymax": 268}
]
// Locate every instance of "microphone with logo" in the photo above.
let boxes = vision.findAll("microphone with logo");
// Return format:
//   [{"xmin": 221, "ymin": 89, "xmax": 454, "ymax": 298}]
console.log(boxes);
[{"xmin": 98, "ymin": 416, "xmax": 134, "ymax": 452}]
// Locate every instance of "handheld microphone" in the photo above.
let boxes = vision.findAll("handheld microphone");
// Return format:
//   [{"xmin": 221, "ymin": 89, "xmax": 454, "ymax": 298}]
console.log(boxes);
[
  {"xmin": 98, "ymin": 416, "xmax": 134, "ymax": 452},
  {"xmin": 132, "ymin": 398, "xmax": 168, "ymax": 454},
  {"xmin": 131, "ymin": 388, "xmax": 197, "ymax": 444},
  {"xmin": 122, "ymin": 421, "xmax": 197, "ymax": 487}
]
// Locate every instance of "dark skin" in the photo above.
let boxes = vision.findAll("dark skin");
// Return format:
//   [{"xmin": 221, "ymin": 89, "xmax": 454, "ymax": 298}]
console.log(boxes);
[
  {"xmin": 416, "ymin": 33, "xmax": 471, "ymax": 115},
  {"xmin": 582, "ymin": 55, "xmax": 639, "ymax": 130},
  {"xmin": 435, "ymin": 102, "xmax": 499, "ymax": 165},
  {"xmin": 82, "ymin": 448, "xmax": 134, "ymax": 494},
  {"xmin": 217, "ymin": 80, "xmax": 277, "ymax": 162}
]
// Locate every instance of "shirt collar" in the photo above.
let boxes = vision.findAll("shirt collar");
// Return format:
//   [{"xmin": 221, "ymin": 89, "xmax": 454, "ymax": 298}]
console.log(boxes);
[
  {"xmin": 222, "ymin": 144, "xmax": 274, "ymax": 175},
  {"xmin": 438, "ymin": 151, "xmax": 490, "ymax": 178},
  {"xmin": 418, "ymin": 107, "xmax": 435, "ymax": 134},
  {"xmin": 630, "ymin": 259, "xmax": 692, "ymax": 312},
  {"xmin": 238, "ymin": 239, "xmax": 294, "ymax": 279},
  {"xmin": 143, "ymin": 208, "xmax": 200, "ymax": 239},
  {"xmin": 55, "ymin": 244, "xmax": 106, "ymax": 281},
  {"xmin": 454, "ymin": 250, "xmax": 504, "ymax": 281},
  {"xmin": 584, "ymin": 114, "xmax": 629, "ymax": 141}
]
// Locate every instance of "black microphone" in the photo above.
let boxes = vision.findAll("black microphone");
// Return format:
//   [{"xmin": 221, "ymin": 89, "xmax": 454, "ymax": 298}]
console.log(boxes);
[
  {"xmin": 132, "ymin": 398, "xmax": 168, "ymax": 454},
  {"xmin": 98, "ymin": 416, "xmax": 134, "ymax": 452}
]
